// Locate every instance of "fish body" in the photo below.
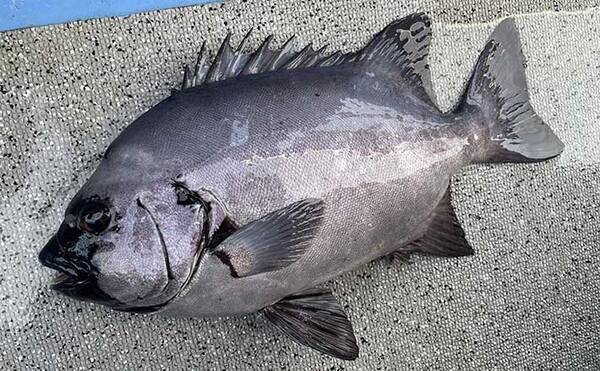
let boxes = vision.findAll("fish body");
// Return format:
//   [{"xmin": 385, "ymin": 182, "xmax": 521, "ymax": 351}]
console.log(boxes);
[
  {"xmin": 39, "ymin": 14, "xmax": 564, "ymax": 359},
  {"xmin": 148, "ymin": 66, "xmax": 468, "ymax": 317}
]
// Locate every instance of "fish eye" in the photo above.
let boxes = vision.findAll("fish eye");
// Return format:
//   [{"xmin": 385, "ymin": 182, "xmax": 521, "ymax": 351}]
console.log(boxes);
[{"xmin": 78, "ymin": 201, "xmax": 112, "ymax": 234}]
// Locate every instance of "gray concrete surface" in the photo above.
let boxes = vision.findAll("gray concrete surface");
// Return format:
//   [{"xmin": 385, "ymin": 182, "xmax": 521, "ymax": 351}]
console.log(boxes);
[{"xmin": 1, "ymin": 0, "xmax": 599, "ymax": 369}]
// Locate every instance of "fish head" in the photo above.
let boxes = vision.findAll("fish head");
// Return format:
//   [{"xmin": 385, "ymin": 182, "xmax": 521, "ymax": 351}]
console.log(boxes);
[{"xmin": 38, "ymin": 160, "xmax": 205, "ymax": 312}]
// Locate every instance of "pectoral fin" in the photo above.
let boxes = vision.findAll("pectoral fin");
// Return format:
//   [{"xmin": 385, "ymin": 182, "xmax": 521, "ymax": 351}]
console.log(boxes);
[
  {"xmin": 264, "ymin": 288, "xmax": 359, "ymax": 360},
  {"xmin": 403, "ymin": 188, "xmax": 474, "ymax": 257},
  {"xmin": 211, "ymin": 198, "xmax": 324, "ymax": 278}
]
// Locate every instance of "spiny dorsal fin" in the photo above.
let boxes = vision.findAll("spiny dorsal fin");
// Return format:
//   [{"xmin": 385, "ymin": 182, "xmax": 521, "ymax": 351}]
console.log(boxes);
[
  {"xmin": 356, "ymin": 13, "xmax": 437, "ymax": 105},
  {"xmin": 179, "ymin": 31, "xmax": 353, "ymax": 91}
]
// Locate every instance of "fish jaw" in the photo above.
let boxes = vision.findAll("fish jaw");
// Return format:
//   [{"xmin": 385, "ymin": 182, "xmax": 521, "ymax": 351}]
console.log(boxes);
[{"xmin": 38, "ymin": 235, "xmax": 118, "ymax": 305}]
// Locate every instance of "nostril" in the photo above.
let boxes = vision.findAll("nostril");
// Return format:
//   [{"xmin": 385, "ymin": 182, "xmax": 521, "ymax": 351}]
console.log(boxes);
[{"xmin": 57, "ymin": 222, "xmax": 82, "ymax": 247}]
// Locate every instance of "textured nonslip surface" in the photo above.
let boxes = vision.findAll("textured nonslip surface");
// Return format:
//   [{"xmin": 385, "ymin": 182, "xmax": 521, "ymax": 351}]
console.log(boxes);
[{"xmin": 1, "ymin": 0, "xmax": 599, "ymax": 369}]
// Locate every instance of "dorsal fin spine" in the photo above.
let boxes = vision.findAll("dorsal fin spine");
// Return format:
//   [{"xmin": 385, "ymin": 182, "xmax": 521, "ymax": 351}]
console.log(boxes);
[
  {"xmin": 205, "ymin": 33, "xmax": 232, "ymax": 83},
  {"xmin": 302, "ymin": 44, "xmax": 328, "ymax": 67},
  {"xmin": 265, "ymin": 35, "xmax": 296, "ymax": 71},
  {"xmin": 182, "ymin": 65, "xmax": 193, "ymax": 89},
  {"xmin": 192, "ymin": 42, "xmax": 208, "ymax": 86},
  {"xmin": 241, "ymin": 35, "xmax": 274, "ymax": 75},
  {"xmin": 319, "ymin": 51, "xmax": 341, "ymax": 66},
  {"xmin": 236, "ymin": 29, "xmax": 253, "ymax": 52},
  {"xmin": 281, "ymin": 43, "xmax": 313, "ymax": 70},
  {"xmin": 224, "ymin": 30, "xmax": 253, "ymax": 79}
]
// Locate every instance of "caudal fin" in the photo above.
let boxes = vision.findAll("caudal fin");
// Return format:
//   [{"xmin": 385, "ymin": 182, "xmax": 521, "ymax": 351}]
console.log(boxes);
[{"xmin": 457, "ymin": 18, "xmax": 564, "ymax": 163}]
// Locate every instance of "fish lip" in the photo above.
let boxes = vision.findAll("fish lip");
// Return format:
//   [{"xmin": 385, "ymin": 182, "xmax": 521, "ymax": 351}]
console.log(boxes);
[
  {"xmin": 50, "ymin": 273, "xmax": 91, "ymax": 290},
  {"xmin": 38, "ymin": 236, "xmax": 94, "ymax": 290},
  {"xmin": 43, "ymin": 259, "xmax": 92, "ymax": 288}
]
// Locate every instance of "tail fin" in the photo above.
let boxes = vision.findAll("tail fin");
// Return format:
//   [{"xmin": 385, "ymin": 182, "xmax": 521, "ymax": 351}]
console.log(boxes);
[{"xmin": 457, "ymin": 18, "xmax": 564, "ymax": 163}]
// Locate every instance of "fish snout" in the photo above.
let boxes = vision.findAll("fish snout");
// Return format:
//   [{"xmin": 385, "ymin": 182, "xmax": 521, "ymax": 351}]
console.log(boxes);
[
  {"xmin": 38, "ymin": 235, "xmax": 59, "ymax": 268},
  {"xmin": 39, "ymin": 234, "xmax": 96, "ymax": 289}
]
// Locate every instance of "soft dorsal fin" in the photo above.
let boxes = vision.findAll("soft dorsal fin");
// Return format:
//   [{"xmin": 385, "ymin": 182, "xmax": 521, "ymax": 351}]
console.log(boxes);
[
  {"xmin": 178, "ymin": 13, "xmax": 436, "ymax": 97},
  {"xmin": 355, "ymin": 13, "xmax": 436, "ymax": 105}
]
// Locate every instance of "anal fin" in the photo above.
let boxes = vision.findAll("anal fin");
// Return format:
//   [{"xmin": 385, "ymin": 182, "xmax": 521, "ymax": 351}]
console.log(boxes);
[
  {"xmin": 264, "ymin": 288, "xmax": 359, "ymax": 360},
  {"xmin": 403, "ymin": 188, "xmax": 474, "ymax": 257}
]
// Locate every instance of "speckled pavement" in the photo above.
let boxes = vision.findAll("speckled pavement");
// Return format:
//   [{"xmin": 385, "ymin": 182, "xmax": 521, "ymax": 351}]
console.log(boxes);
[{"xmin": 1, "ymin": 1, "xmax": 599, "ymax": 369}]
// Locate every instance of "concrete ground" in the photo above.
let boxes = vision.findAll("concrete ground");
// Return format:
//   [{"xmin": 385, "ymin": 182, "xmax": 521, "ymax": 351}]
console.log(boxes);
[{"xmin": 1, "ymin": 0, "xmax": 599, "ymax": 369}]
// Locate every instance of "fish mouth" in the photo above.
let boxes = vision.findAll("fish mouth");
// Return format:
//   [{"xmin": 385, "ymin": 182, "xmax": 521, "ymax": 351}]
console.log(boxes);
[
  {"xmin": 38, "ymin": 236, "xmax": 115, "ymax": 304},
  {"xmin": 46, "ymin": 271, "xmax": 108, "ymax": 304},
  {"xmin": 49, "ymin": 272, "xmax": 70, "ymax": 286}
]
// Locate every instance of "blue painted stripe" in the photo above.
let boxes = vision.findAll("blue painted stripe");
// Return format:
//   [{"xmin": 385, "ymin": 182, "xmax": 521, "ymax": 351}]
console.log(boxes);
[{"xmin": 0, "ymin": 0, "xmax": 219, "ymax": 32}]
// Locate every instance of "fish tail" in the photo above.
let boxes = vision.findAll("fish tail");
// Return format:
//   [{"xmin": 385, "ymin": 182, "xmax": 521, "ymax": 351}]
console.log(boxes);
[{"xmin": 456, "ymin": 18, "xmax": 564, "ymax": 163}]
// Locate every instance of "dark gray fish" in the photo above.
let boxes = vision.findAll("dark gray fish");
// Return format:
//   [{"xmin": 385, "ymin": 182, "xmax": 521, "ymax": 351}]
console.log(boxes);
[{"xmin": 39, "ymin": 13, "xmax": 564, "ymax": 360}]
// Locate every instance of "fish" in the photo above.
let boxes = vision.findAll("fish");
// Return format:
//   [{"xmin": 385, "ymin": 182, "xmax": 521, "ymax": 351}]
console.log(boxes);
[{"xmin": 38, "ymin": 13, "xmax": 564, "ymax": 360}]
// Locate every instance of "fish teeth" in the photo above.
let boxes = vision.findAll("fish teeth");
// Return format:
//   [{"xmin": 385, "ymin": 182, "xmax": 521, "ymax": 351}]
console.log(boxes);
[{"xmin": 49, "ymin": 272, "xmax": 68, "ymax": 285}]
